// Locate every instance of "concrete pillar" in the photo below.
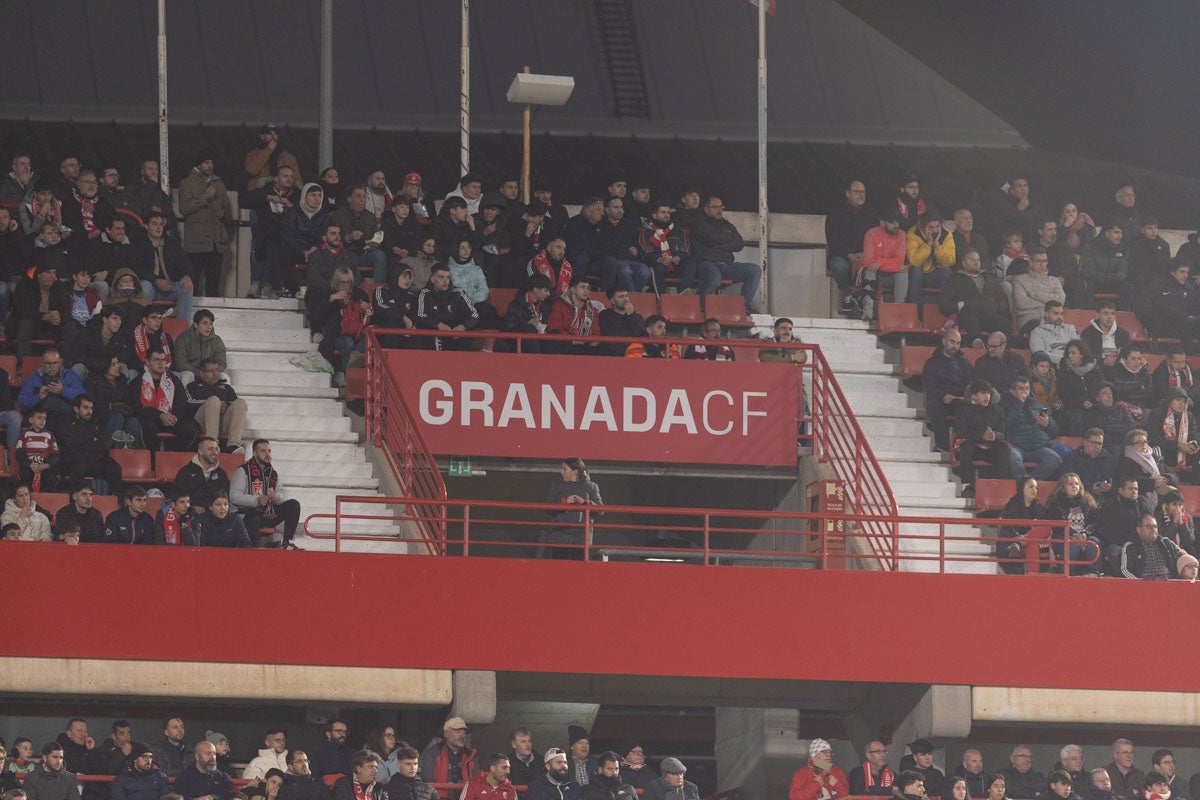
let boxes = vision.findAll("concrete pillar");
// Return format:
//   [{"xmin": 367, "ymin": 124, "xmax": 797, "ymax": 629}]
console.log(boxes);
[
  {"xmin": 842, "ymin": 685, "xmax": 971, "ymax": 756},
  {"xmin": 717, "ymin": 708, "xmax": 858, "ymax": 800},
  {"xmin": 451, "ymin": 670, "xmax": 498, "ymax": 727}
]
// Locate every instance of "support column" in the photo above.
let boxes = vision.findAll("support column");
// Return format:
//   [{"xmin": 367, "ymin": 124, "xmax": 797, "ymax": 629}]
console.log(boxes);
[
  {"xmin": 716, "ymin": 708, "xmax": 811, "ymax": 800},
  {"xmin": 451, "ymin": 670, "xmax": 497, "ymax": 726}
]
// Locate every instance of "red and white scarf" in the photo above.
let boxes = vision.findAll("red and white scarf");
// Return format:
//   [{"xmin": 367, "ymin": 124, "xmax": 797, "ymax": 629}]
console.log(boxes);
[
  {"xmin": 1163, "ymin": 410, "xmax": 1191, "ymax": 468},
  {"xmin": 27, "ymin": 195, "xmax": 62, "ymax": 226},
  {"xmin": 351, "ymin": 781, "xmax": 376, "ymax": 800},
  {"xmin": 860, "ymin": 763, "xmax": 894, "ymax": 790},
  {"xmin": 140, "ymin": 372, "xmax": 175, "ymax": 414},
  {"xmin": 531, "ymin": 250, "xmax": 573, "ymax": 297},
  {"xmin": 1168, "ymin": 366, "xmax": 1194, "ymax": 392},
  {"xmin": 647, "ymin": 222, "xmax": 676, "ymax": 271},
  {"xmin": 133, "ymin": 324, "xmax": 172, "ymax": 367},
  {"xmin": 161, "ymin": 508, "xmax": 182, "ymax": 545},
  {"xmin": 73, "ymin": 190, "xmax": 101, "ymax": 238}
]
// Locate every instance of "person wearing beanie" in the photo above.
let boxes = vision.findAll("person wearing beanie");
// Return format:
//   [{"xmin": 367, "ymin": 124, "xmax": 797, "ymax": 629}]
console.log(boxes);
[
  {"xmin": 850, "ymin": 741, "xmax": 895, "ymax": 796},
  {"xmin": 419, "ymin": 717, "xmax": 477, "ymax": 786},
  {"xmin": 583, "ymin": 752, "xmax": 636, "ymax": 800},
  {"xmin": 111, "ymin": 742, "xmax": 169, "ymax": 800},
  {"xmin": 645, "ymin": 758, "xmax": 698, "ymax": 800},
  {"xmin": 178, "ymin": 150, "xmax": 232, "ymax": 298},
  {"xmin": 205, "ymin": 732, "xmax": 235, "ymax": 776},
  {"xmin": 1029, "ymin": 353, "xmax": 1063, "ymax": 420},
  {"xmin": 898, "ymin": 740, "xmax": 944, "ymax": 798},
  {"xmin": 618, "ymin": 741, "xmax": 656, "ymax": 791},
  {"xmin": 567, "ymin": 725, "xmax": 593, "ymax": 786},
  {"xmin": 789, "ymin": 739, "xmax": 848, "ymax": 800},
  {"xmin": 527, "ymin": 749, "xmax": 582, "ymax": 800}
]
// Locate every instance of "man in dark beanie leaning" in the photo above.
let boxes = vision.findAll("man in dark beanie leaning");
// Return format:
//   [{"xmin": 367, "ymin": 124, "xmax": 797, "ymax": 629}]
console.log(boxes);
[
  {"xmin": 567, "ymin": 725, "xmax": 593, "ymax": 786},
  {"xmin": 110, "ymin": 741, "xmax": 170, "ymax": 800}
]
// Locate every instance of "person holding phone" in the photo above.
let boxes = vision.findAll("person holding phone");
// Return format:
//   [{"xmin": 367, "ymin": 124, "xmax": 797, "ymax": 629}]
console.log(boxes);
[{"xmin": 1001, "ymin": 376, "xmax": 1063, "ymax": 479}]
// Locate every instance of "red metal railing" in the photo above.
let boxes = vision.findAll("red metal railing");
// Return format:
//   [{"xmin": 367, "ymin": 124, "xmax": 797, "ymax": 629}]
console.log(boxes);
[
  {"xmin": 363, "ymin": 327, "xmax": 900, "ymax": 568},
  {"xmin": 303, "ymin": 494, "xmax": 1103, "ymax": 576}
]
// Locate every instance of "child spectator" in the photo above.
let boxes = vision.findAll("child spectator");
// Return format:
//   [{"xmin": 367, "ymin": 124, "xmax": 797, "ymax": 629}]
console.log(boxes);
[{"xmin": 16, "ymin": 409, "xmax": 60, "ymax": 491}]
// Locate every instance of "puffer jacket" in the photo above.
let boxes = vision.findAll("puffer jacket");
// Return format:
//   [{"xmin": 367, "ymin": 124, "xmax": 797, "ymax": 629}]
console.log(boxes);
[
  {"xmin": 1080, "ymin": 234, "xmax": 1129, "ymax": 286},
  {"xmin": 196, "ymin": 509, "xmax": 252, "ymax": 548},
  {"xmin": 906, "ymin": 226, "xmax": 955, "ymax": 273}
]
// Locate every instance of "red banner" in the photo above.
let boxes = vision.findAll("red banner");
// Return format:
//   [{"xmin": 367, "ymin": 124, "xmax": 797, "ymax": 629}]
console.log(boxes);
[{"xmin": 386, "ymin": 351, "xmax": 800, "ymax": 466}]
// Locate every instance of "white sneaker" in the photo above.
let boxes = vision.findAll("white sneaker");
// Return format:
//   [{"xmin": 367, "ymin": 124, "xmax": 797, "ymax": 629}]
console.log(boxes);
[{"xmin": 247, "ymin": 281, "xmax": 260, "ymax": 299}]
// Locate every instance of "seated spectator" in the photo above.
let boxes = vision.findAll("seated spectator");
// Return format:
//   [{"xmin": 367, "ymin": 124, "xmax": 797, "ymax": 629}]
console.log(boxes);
[
  {"xmin": 532, "ymin": 183, "xmax": 569, "ymax": 241},
  {"xmin": 994, "ymin": 231, "xmax": 1027, "ymax": 283},
  {"xmin": 111, "ymin": 741, "xmax": 169, "ymax": 800},
  {"xmin": 101, "ymin": 486, "xmax": 154, "ymax": 544},
  {"xmin": 848, "ymin": 740, "xmax": 893, "ymax": 796},
  {"xmin": 1042, "ymin": 473, "xmax": 1102, "ymax": 575},
  {"xmin": 56, "ymin": 483, "xmax": 105, "ymax": 542},
  {"xmin": 1045, "ymin": 773, "xmax": 1083, "ymax": 800},
  {"xmin": 231, "ymin": 439, "xmax": 303, "ymax": 549},
  {"xmin": 1077, "ymin": 223, "xmax": 1131, "ymax": 310},
  {"xmin": 1116, "ymin": 428, "xmax": 1177, "ymax": 509},
  {"xmin": 1151, "ymin": 349, "xmax": 1197, "ymax": 407},
  {"xmin": 1091, "ymin": 770, "xmax": 1119, "ymax": 800},
  {"xmin": 243, "ymin": 731, "xmax": 289, "ymax": 782},
  {"xmin": 19, "ymin": 347, "xmax": 86, "ymax": 433},
  {"xmin": 310, "ymin": 267, "xmax": 372, "ymax": 375},
  {"xmin": 938, "ymin": 248, "xmax": 1009, "ymax": 347},
  {"xmin": 474, "ymin": 193, "xmax": 513, "ymax": 288},
  {"xmin": 900, "ymin": 739, "xmax": 943, "ymax": 797},
  {"xmin": 305, "ymin": 223, "xmax": 359, "ymax": 308},
  {"xmin": 462, "ymin": 755, "xmax": 518, "ymax": 800},
  {"xmin": 953, "ymin": 209, "xmax": 991, "ymax": 282},
  {"xmin": 1080, "ymin": 301, "xmax": 1130, "ymax": 369},
  {"xmin": 86, "ymin": 354, "xmax": 142, "ymax": 446},
  {"xmin": 152, "ymin": 718, "xmax": 191, "ymax": 778},
  {"xmin": 564, "ymin": 199, "xmax": 606, "ymax": 284},
  {"xmin": 1074, "ymin": 372, "xmax": 1124, "ymax": 447},
  {"xmin": 447, "ymin": 239, "xmax": 498, "ymax": 328},
  {"xmin": 1, "ymin": 153, "xmax": 36, "ymax": 205},
  {"xmin": 17, "ymin": 408, "xmax": 62, "ymax": 492},
  {"xmin": 135, "ymin": 347, "xmax": 199, "ymax": 451},
  {"xmin": 382, "ymin": 197, "xmax": 422, "ymax": 281},
  {"xmin": 88, "ymin": 216, "xmax": 132, "ymax": 296},
  {"xmin": 1002, "ymin": 376, "xmax": 1062, "ymax": 479},
  {"xmin": 1052, "ymin": 748, "xmax": 1089, "ymax": 798},
  {"xmin": 174, "ymin": 310, "xmax": 228, "ymax": 386},
  {"xmin": 1105, "ymin": 346, "xmax": 1154, "ymax": 421},
  {"xmin": 195, "ymin": 491, "xmax": 252, "ymax": 549},
  {"xmin": 510, "ymin": 201, "xmax": 552, "ymax": 282},
  {"xmin": 0, "ymin": 206, "xmax": 32, "ymax": 318},
  {"xmin": 618, "ymin": 742, "xmax": 654, "ymax": 793},
  {"xmin": 548, "ymin": 277, "xmax": 605, "ymax": 354},
  {"xmin": 640, "ymin": 202, "xmax": 711, "ymax": 298},
  {"xmin": 1135, "ymin": 258, "xmax": 1200, "ymax": 352},
  {"xmin": 583, "ymin": 752, "xmax": 635, "ymax": 800},
  {"xmin": 923, "ymin": 330, "xmax": 973, "ymax": 452},
  {"xmin": 598, "ymin": 288, "xmax": 645, "ymax": 358},
  {"xmin": 241, "ymin": 166, "xmax": 299, "ymax": 299},
  {"xmin": 2, "ymin": 484, "xmax": 53, "ymax": 541},
  {"xmin": 1, "ymin": 522, "xmax": 19, "ymax": 540},
  {"xmin": 52, "ymin": 519, "xmax": 78, "ymax": 545},
  {"xmin": 174, "ymin": 437, "xmax": 230, "ymax": 516},
  {"xmin": 59, "ymin": 395, "xmax": 123, "ymax": 495},
  {"xmin": 1150, "ymin": 751, "xmax": 1188, "ymax": 800},
  {"xmin": 174, "ymin": 742, "xmax": 233, "ymax": 800},
  {"xmin": 529, "ymin": 237, "xmax": 574, "ymax": 298},
  {"xmin": 152, "ymin": 492, "xmax": 197, "ymax": 546},
  {"xmin": 121, "ymin": 305, "xmax": 176, "ymax": 376},
  {"xmin": 416, "ymin": 264, "xmax": 478, "ymax": 351},
  {"xmin": 625, "ymin": 315, "xmax": 679, "ymax": 359},
  {"xmin": 132, "ymin": 212, "xmax": 194, "ymax": 321},
  {"xmin": 25, "ymin": 742, "xmax": 82, "ymax": 800},
  {"xmin": 1104, "ymin": 741, "xmax": 1144, "ymax": 800},
  {"xmin": 684, "ymin": 318, "xmax": 735, "ymax": 361},
  {"xmin": 330, "ymin": 186, "xmax": 386, "ymax": 283},
  {"xmin": 1110, "ymin": 185, "xmax": 1141, "ymax": 241},
  {"xmin": 957, "ymin": 379, "xmax": 1017, "ymax": 495},
  {"xmin": 98, "ymin": 164, "xmax": 133, "ymax": 212},
  {"xmin": 1129, "ymin": 217, "xmax": 1171, "ymax": 295},
  {"xmin": 1030, "ymin": 302, "xmax": 1078, "ymax": 365},
  {"xmin": 1012, "ymin": 248, "xmax": 1066, "ymax": 333},
  {"xmin": 856, "ymin": 209, "xmax": 906, "ymax": 320},
  {"xmin": 901, "ymin": 210, "xmax": 955, "ymax": 305},
  {"xmin": 280, "ymin": 749, "xmax": 333, "ymax": 800},
  {"xmin": 690, "ymin": 196, "xmax": 761, "ymax": 313},
  {"xmin": 371, "ymin": 267, "xmax": 420, "ymax": 350},
  {"xmin": 282, "ymin": 184, "xmax": 331, "ymax": 293},
  {"xmin": 1059, "ymin": 202, "xmax": 1097, "ymax": 257},
  {"xmin": 107, "ymin": 267, "xmax": 152, "ymax": 330},
  {"xmin": 1030, "ymin": 354, "xmax": 1063, "ymax": 421},
  {"xmin": 0, "ymin": 357, "xmax": 22, "ymax": 459},
  {"xmin": 445, "ymin": 172, "xmax": 484, "ymax": 215},
  {"xmin": 1147, "ymin": 387, "xmax": 1200, "ymax": 479},
  {"xmin": 433, "ymin": 196, "xmax": 480, "ymax": 265},
  {"xmin": 382, "ymin": 746, "xmax": 435, "ymax": 800},
  {"xmin": 418, "ymin": 717, "xmax": 477, "ymax": 788},
  {"xmin": 1154, "ymin": 488, "xmax": 1197, "ymax": 560},
  {"xmin": 974, "ymin": 332, "xmax": 1029, "ymax": 393},
  {"xmin": 186, "ymin": 359, "xmax": 247, "ymax": 453},
  {"xmin": 1061, "ymin": 428, "xmax": 1116, "ymax": 497},
  {"xmin": 824, "ymin": 180, "xmax": 875, "ymax": 313},
  {"xmin": 528, "ymin": 749, "xmax": 582, "ymax": 800},
  {"xmin": 496, "ymin": 274, "xmax": 553, "ymax": 354},
  {"xmin": 62, "ymin": 169, "xmax": 116, "ymax": 241},
  {"xmin": 1030, "ymin": 218, "xmax": 1075, "ymax": 280},
  {"xmin": 362, "ymin": 170, "xmax": 392, "ymax": 222},
  {"xmin": 70, "ymin": 304, "xmax": 124, "ymax": 381},
  {"xmin": 1119, "ymin": 513, "xmax": 1183, "ymax": 579},
  {"xmin": 8, "ymin": 252, "xmax": 71, "ymax": 360},
  {"xmin": 595, "ymin": 195, "xmax": 652, "ymax": 294},
  {"xmin": 788, "ymin": 740, "xmax": 847, "ymax": 800},
  {"xmin": 997, "ymin": 476, "xmax": 1044, "ymax": 574}
]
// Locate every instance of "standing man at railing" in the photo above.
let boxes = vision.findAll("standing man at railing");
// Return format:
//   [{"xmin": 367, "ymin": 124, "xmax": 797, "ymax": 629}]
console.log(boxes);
[{"xmin": 419, "ymin": 718, "xmax": 477, "ymax": 788}]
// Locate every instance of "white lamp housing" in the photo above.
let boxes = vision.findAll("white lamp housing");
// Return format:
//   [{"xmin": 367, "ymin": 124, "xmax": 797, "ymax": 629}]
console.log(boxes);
[{"xmin": 506, "ymin": 73, "xmax": 575, "ymax": 106}]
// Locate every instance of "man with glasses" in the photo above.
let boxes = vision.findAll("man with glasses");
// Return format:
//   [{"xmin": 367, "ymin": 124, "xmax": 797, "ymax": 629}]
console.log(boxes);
[
  {"xmin": 849, "ymin": 741, "xmax": 894, "ymax": 796},
  {"xmin": 1149, "ymin": 750, "xmax": 1187, "ymax": 800},
  {"xmin": 825, "ymin": 180, "xmax": 875, "ymax": 314},
  {"xmin": 309, "ymin": 721, "xmax": 353, "ymax": 780},
  {"xmin": 1051, "ymin": 745, "xmax": 1088, "ymax": 797},
  {"xmin": 1060, "ymin": 428, "xmax": 1116, "ymax": 497},
  {"xmin": 18, "ymin": 347, "xmax": 85, "ymax": 434},
  {"xmin": 1104, "ymin": 741, "xmax": 1144, "ymax": 799},
  {"xmin": 997, "ymin": 746, "xmax": 1047, "ymax": 799},
  {"xmin": 973, "ymin": 332, "xmax": 1029, "ymax": 395},
  {"xmin": 690, "ymin": 196, "xmax": 762, "ymax": 314},
  {"xmin": 62, "ymin": 170, "xmax": 117, "ymax": 241},
  {"xmin": 281, "ymin": 750, "xmax": 332, "ymax": 800},
  {"xmin": 1119, "ymin": 515, "xmax": 1184, "ymax": 581},
  {"xmin": 1012, "ymin": 247, "xmax": 1066, "ymax": 333}
]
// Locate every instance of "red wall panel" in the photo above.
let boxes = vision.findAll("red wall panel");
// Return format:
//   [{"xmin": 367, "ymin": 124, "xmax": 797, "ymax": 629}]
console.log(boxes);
[{"xmin": 5, "ymin": 542, "xmax": 1197, "ymax": 692}]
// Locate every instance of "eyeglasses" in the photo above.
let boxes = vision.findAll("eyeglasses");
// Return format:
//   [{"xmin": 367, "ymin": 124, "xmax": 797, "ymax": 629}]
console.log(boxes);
[{"xmin": 867, "ymin": 749, "xmax": 886, "ymax": 754}]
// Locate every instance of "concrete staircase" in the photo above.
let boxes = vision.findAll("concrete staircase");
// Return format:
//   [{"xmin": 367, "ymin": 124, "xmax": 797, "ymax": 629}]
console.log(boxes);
[
  {"xmin": 194, "ymin": 297, "xmax": 411, "ymax": 554},
  {"xmin": 751, "ymin": 315, "xmax": 994, "ymax": 575}
]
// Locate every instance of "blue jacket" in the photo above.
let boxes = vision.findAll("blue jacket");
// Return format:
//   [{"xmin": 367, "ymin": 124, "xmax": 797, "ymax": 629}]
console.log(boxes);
[
  {"xmin": 196, "ymin": 510, "xmax": 252, "ymax": 548},
  {"xmin": 283, "ymin": 205, "xmax": 332, "ymax": 254},
  {"xmin": 173, "ymin": 765, "xmax": 233, "ymax": 800},
  {"xmin": 103, "ymin": 507, "xmax": 156, "ymax": 544},
  {"xmin": 111, "ymin": 768, "xmax": 170, "ymax": 800},
  {"xmin": 18, "ymin": 367, "xmax": 85, "ymax": 413},
  {"xmin": 922, "ymin": 347, "xmax": 974, "ymax": 401},
  {"xmin": 1001, "ymin": 392, "xmax": 1058, "ymax": 450},
  {"xmin": 1059, "ymin": 446, "xmax": 1116, "ymax": 492}
]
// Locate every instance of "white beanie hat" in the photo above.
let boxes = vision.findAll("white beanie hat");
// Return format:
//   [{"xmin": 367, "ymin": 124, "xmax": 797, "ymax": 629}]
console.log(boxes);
[{"xmin": 810, "ymin": 738, "xmax": 832, "ymax": 760}]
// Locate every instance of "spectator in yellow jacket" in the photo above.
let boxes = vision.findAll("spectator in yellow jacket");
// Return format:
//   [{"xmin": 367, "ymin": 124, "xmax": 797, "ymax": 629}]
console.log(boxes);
[{"xmin": 899, "ymin": 212, "xmax": 956, "ymax": 303}]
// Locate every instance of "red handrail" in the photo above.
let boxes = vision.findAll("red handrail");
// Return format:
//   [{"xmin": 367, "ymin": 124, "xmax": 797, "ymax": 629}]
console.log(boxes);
[{"xmin": 362, "ymin": 326, "xmax": 896, "ymax": 568}]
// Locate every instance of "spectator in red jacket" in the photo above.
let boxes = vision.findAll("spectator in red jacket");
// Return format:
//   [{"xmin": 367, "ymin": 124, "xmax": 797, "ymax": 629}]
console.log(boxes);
[
  {"xmin": 419, "ymin": 717, "xmax": 477, "ymax": 787},
  {"xmin": 856, "ymin": 209, "xmax": 906, "ymax": 319},
  {"xmin": 790, "ymin": 739, "xmax": 848, "ymax": 800},
  {"xmin": 548, "ymin": 277, "xmax": 604, "ymax": 354},
  {"xmin": 462, "ymin": 755, "xmax": 518, "ymax": 800}
]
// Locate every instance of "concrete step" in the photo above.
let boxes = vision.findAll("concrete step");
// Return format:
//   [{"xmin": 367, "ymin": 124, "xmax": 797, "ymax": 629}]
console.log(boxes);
[
  {"xmin": 220, "ymin": 326, "xmax": 312, "ymax": 345},
  {"xmin": 242, "ymin": 426, "xmax": 359, "ymax": 443},
  {"xmin": 900, "ymin": 559, "xmax": 998, "ymax": 575},
  {"xmin": 289, "ymin": 474, "xmax": 381, "ymax": 490},
  {"xmin": 227, "ymin": 352, "xmax": 320, "ymax": 371},
  {"xmin": 833, "ymin": 373, "xmax": 904, "ymax": 395},
  {"xmin": 300, "ymin": 536, "xmax": 414, "ymax": 554},
  {"xmin": 856, "ymin": 416, "xmax": 930, "ymax": 438},
  {"xmin": 195, "ymin": 296, "xmax": 305, "ymax": 312},
  {"xmin": 209, "ymin": 309, "xmax": 305, "ymax": 329},
  {"xmin": 227, "ymin": 368, "xmax": 330, "ymax": 389},
  {"xmin": 875, "ymin": 450, "xmax": 945, "ymax": 464},
  {"xmin": 852, "ymin": 433, "xmax": 933, "ymax": 453},
  {"xmin": 267, "ymin": 442, "xmax": 369, "ymax": 462},
  {"xmin": 243, "ymin": 415, "xmax": 353, "ymax": 433},
  {"xmin": 750, "ymin": 314, "xmax": 870, "ymax": 332},
  {"xmin": 270, "ymin": 460, "xmax": 376, "ymax": 480},
  {"xmin": 888, "ymin": 480, "xmax": 958, "ymax": 499},
  {"xmin": 242, "ymin": 396, "xmax": 347, "ymax": 416},
  {"xmin": 900, "ymin": 502, "xmax": 973, "ymax": 516},
  {"xmin": 236, "ymin": 385, "xmax": 341, "ymax": 399},
  {"xmin": 228, "ymin": 340, "xmax": 313, "ymax": 355},
  {"xmin": 881, "ymin": 466, "xmax": 954, "ymax": 486}
]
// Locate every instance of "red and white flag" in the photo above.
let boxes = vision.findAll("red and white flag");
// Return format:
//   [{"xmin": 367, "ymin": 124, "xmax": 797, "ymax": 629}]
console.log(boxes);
[{"xmin": 745, "ymin": 0, "xmax": 776, "ymax": 16}]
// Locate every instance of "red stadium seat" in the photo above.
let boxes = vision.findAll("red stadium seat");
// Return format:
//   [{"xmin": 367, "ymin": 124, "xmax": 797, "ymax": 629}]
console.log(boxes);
[
  {"xmin": 110, "ymin": 449, "xmax": 153, "ymax": 483},
  {"xmin": 901, "ymin": 346, "xmax": 936, "ymax": 380},
  {"xmin": 20, "ymin": 356, "xmax": 41, "ymax": 379},
  {"xmin": 91, "ymin": 494, "xmax": 120, "ymax": 518},
  {"xmin": 705, "ymin": 294, "xmax": 753, "ymax": 328},
  {"xmin": 162, "ymin": 317, "xmax": 188, "ymax": 339},
  {"xmin": 973, "ymin": 480, "xmax": 1012, "ymax": 513},
  {"xmin": 154, "ymin": 451, "xmax": 192, "ymax": 485},
  {"xmin": 1055, "ymin": 436, "xmax": 1082, "ymax": 451},
  {"xmin": 0, "ymin": 355, "xmax": 16, "ymax": 387},
  {"xmin": 1143, "ymin": 353, "xmax": 1166, "ymax": 373},
  {"xmin": 660, "ymin": 293, "xmax": 702, "ymax": 326},
  {"xmin": 218, "ymin": 453, "xmax": 244, "ymax": 475},
  {"xmin": 1062, "ymin": 309, "xmax": 1092, "ymax": 332},
  {"xmin": 629, "ymin": 292, "xmax": 659, "ymax": 320},
  {"xmin": 1179, "ymin": 486, "xmax": 1200, "ymax": 518},
  {"xmin": 488, "ymin": 288, "xmax": 517, "ymax": 311},
  {"xmin": 33, "ymin": 492, "xmax": 70, "ymax": 518},
  {"xmin": 877, "ymin": 303, "xmax": 927, "ymax": 337}
]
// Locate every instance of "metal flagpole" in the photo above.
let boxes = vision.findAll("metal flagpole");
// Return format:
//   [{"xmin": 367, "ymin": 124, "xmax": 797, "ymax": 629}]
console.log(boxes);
[
  {"xmin": 460, "ymin": 0, "xmax": 470, "ymax": 176},
  {"xmin": 319, "ymin": 0, "xmax": 333, "ymax": 170},
  {"xmin": 756, "ymin": 0, "xmax": 769, "ymax": 313},
  {"xmin": 157, "ymin": 0, "xmax": 169, "ymax": 190}
]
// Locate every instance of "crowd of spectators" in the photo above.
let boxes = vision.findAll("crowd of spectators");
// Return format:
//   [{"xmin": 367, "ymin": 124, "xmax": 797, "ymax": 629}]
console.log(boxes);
[
  {"xmin": 792, "ymin": 738, "xmax": 1196, "ymax": 800},
  {"xmin": 0, "ymin": 717, "xmax": 697, "ymax": 800}
]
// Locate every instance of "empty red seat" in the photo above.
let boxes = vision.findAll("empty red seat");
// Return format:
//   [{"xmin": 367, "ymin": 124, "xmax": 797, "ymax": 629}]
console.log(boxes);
[
  {"xmin": 488, "ymin": 288, "xmax": 518, "ymax": 311},
  {"xmin": 973, "ymin": 480, "xmax": 1012, "ymax": 513},
  {"xmin": 629, "ymin": 292, "xmax": 659, "ymax": 320},
  {"xmin": 901, "ymin": 346, "xmax": 936, "ymax": 380},
  {"xmin": 153, "ymin": 451, "xmax": 192, "ymax": 484},
  {"xmin": 660, "ymin": 293, "xmax": 702, "ymax": 325},
  {"xmin": 110, "ymin": 449, "xmax": 154, "ymax": 483},
  {"xmin": 162, "ymin": 317, "xmax": 188, "ymax": 339},
  {"xmin": 705, "ymin": 294, "xmax": 752, "ymax": 327}
]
